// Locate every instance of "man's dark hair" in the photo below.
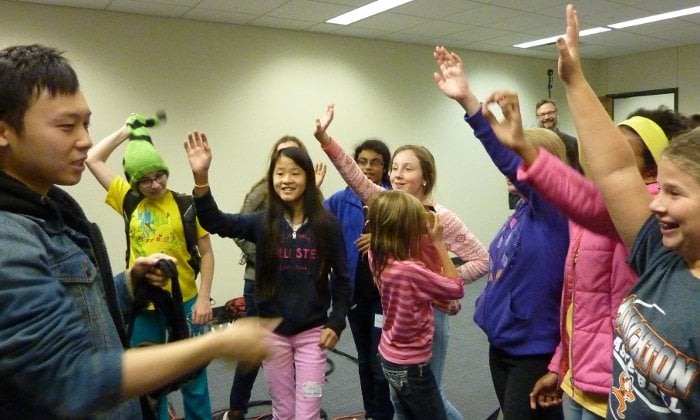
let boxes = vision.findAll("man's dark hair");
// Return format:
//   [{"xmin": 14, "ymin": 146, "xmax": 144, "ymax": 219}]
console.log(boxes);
[{"xmin": 0, "ymin": 44, "xmax": 79, "ymax": 133}]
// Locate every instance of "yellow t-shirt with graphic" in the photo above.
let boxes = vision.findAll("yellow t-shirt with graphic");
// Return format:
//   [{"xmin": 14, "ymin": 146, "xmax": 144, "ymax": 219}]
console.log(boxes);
[{"xmin": 106, "ymin": 176, "xmax": 207, "ymax": 302}]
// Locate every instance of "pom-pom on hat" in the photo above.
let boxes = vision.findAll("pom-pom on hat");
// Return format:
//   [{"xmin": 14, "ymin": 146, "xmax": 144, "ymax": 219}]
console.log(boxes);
[{"xmin": 122, "ymin": 111, "xmax": 168, "ymax": 189}]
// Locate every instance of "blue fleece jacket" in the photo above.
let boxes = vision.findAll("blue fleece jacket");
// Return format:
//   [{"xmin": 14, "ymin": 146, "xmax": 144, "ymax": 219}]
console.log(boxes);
[{"xmin": 469, "ymin": 110, "xmax": 568, "ymax": 356}]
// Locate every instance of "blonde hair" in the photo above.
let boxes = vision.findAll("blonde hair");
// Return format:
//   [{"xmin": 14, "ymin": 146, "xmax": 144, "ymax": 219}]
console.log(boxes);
[
  {"xmin": 368, "ymin": 191, "xmax": 427, "ymax": 282},
  {"xmin": 663, "ymin": 130, "xmax": 700, "ymax": 184},
  {"xmin": 523, "ymin": 128, "xmax": 569, "ymax": 164}
]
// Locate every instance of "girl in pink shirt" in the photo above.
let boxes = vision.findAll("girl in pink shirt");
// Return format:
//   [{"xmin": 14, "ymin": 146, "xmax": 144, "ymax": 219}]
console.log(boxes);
[{"xmin": 367, "ymin": 190, "xmax": 464, "ymax": 420}]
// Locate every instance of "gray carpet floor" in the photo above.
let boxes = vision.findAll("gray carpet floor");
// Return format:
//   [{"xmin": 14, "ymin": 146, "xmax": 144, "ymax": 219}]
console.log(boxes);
[{"xmin": 170, "ymin": 277, "xmax": 499, "ymax": 419}]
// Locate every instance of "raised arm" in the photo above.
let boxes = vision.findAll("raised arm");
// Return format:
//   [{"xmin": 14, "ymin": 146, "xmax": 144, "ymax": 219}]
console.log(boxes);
[
  {"xmin": 85, "ymin": 124, "xmax": 128, "ymax": 190},
  {"xmin": 433, "ymin": 46, "xmax": 481, "ymax": 116},
  {"xmin": 313, "ymin": 104, "xmax": 384, "ymax": 204},
  {"xmin": 557, "ymin": 4, "xmax": 651, "ymax": 247}
]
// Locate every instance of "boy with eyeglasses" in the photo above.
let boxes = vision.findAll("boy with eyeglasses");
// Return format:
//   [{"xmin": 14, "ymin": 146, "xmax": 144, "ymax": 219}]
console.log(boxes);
[{"xmin": 86, "ymin": 115, "xmax": 215, "ymax": 419}]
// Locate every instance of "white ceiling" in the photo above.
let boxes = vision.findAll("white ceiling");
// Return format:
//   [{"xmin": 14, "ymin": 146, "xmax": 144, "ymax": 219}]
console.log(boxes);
[{"xmin": 17, "ymin": 0, "xmax": 700, "ymax": 59}]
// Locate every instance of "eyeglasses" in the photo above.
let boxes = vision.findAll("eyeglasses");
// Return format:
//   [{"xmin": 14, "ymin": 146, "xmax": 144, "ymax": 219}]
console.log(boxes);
[
  {"xmin": 357, "ymin": 158, "xmax": 384, "ymax": 168},
  {"xmin": 537, "ymin": 111, "xmax": 557, "ymax": 118},
  {"xmin": 137, "ymin": 171, "xmax": 168, "ymax": 188}
]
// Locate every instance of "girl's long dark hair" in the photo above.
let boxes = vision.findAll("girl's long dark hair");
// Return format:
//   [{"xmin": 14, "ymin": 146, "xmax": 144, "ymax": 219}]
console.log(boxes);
[{"xmin": 256, "ymin": 147, "xmax": 334, "ymax": 300}]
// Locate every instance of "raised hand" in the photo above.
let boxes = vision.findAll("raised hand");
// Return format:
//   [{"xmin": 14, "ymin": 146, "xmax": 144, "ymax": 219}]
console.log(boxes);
[
  {"xmin": 432, "ymin": 46, "xmax": 480, "ymax": 114},
  {"xmin": 183, "ymin": 130, "xmax": 212, "ymax": 177},
  {"xmin": 482, "ymin": 91, "xmax": 537, "ymax": 165},
  {"xmin": 314, "ymin": 162, "xmax": 327, "ymax": 187},
  {"xmin": 313, "ymin": 104, "xmax": 334, "ymax": 146},
  {"xmin": 557, "ymin": 5, "xmax": 585, "ymax": 86}
]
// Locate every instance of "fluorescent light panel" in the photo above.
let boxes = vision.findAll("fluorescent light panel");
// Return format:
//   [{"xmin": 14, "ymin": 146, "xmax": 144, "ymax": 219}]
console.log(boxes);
[
  {"xmin": 326, "ymin": 0, "xmax": 414, "ymax": 25},
  {"xmin": 609, "ymin": 5, "xmax": 700, "ymax": 29},
  {"xmin": 514, "ymin": 5, "xmax": 700, "ymax": 49},
  {"xmin": 514, "ymin": 27, "xmax": 610, "ymax": 49}
]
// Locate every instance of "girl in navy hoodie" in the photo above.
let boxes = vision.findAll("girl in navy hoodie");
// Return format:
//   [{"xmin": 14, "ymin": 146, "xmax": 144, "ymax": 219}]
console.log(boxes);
[{"xmin": 184, "ymin": 130, "xmax": 352, "ymax": 420}]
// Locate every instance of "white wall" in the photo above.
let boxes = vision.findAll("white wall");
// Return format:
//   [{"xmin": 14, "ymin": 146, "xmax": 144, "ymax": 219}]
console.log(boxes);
[
  {"xmin": 605, "ymin": 44, "xmax": 700, "ymax": 115},
  {"xmin": 2, "ymin": 1, "xmax": 603, "ymax": 303}
]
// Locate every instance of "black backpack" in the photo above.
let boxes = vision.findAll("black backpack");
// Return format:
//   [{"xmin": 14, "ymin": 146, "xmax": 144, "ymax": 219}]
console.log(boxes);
[
  {"xmin": 127, "ymin": 259, "xmax": 206, "ymax": 401},
  {"xmin": 122, "ymin": 190, "xmax": 201, "ymax": 275}
]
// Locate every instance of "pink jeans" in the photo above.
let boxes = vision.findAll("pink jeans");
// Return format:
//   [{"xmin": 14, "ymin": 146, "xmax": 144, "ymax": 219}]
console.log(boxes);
[{"xmin": 263, "ymin": 326, "xmax": 328, "ymax": 420}]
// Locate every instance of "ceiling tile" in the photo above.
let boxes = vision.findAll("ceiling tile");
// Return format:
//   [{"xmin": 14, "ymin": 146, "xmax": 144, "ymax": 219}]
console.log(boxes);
[{"xmin": 13, "ymin": 0, "xmax": 700, "ymax": 59}]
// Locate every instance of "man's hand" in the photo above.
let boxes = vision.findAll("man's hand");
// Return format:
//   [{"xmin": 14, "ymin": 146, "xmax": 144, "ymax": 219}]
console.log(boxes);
[
  {"xmin": 217, "ymin": 317, "xmax": 281, "ymax": 365},
  {"xmin": 127, "ymin": 253, "xmax": 177, "ymax": 293}
]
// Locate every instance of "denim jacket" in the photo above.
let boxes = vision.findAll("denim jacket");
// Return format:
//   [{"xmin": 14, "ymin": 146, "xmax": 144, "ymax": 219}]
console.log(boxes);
[{"xmin": 0, "ymin": 172, "xmax": 141, "ymax": 419}]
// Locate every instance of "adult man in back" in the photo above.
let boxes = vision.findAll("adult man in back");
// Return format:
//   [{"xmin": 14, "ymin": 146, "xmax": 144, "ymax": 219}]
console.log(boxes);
[{"xmin": 536, "ymin": 99, "xmax": 582, "ymax": 173}]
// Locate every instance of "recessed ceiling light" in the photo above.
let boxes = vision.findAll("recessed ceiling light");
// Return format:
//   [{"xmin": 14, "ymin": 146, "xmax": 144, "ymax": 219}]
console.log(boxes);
[{"xmin": 326, "ymin": 0, "xmax": 414, "ymax": 26}]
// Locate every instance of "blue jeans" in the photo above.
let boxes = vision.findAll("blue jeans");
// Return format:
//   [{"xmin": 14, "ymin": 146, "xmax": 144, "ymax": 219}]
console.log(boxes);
[
  {"xmin": 229, "ymin": 280, "xmax": 261, "ymax": 413},
  {"xmin": 562, "ymin": 393, "xmax": 604, "ymax": 420},
  {"xmin": 130, "ymin": 296, "xmax": 211, "ymax": 420},
  {"xmin": 347, "ymin": 291, "xmax": 393, "ymax": 420},
  {"xmin": 391, "ymin": 309, "xmax": 463, "ymax": 420},
  {"xmin": 380, "ymin": 356, "xmax": 446, "ymax": 420}
]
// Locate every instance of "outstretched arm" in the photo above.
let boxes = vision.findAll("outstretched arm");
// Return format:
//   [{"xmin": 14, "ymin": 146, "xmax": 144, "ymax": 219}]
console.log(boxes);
[
  {"xmin": 85, "ymin": 124, "xmax": 128, "ymax": 190},
  {"xmin": 313, "ymin": 104, "xmax": 384, "ymax": 204},
  {"xmin": 558, "ymin": 4, "xmax": 651, "ymax": 248},
  {"xmin": 121, "ymin": 317, "xmax": 279, "ymax": 398}
]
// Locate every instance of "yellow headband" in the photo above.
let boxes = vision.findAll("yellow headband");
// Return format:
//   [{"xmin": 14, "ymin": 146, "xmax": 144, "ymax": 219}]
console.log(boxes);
[{"xmin": 617, "ymin": 116, "xmax": 669, "ymax": 164}]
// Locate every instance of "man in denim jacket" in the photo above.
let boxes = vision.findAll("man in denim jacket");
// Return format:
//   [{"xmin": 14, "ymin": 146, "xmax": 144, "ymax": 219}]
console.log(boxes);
[{"xmin": 0, "ymin": 44, "xmax": 276, "ymax": 419}]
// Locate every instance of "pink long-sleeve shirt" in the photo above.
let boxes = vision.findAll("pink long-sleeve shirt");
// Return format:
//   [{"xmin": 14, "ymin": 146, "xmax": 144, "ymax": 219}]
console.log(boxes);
[{"xmin": 321, "ymin": 138, "xmax": 489, "ymax": 284}]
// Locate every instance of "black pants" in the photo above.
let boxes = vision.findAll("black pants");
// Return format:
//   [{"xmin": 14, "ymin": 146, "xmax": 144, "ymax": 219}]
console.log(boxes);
[
  {"xmin": 229, "ymin": 280, "xmax": 260, "ymax": 412},
  {"xmin": 489, "ymin": 346, "xmax": 563, "ymax": 420}
]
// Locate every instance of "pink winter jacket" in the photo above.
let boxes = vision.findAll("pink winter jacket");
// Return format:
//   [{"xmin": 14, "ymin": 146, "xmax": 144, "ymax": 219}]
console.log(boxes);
[{"xmin": 517, "ymin": 149, "xmax": 659, "ymax": 395}]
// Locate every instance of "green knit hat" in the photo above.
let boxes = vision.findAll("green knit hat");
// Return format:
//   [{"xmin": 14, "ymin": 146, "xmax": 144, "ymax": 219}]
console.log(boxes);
[{"xmin": 122, "ymin": 112, "xmax": 168, "ymax": 189}]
